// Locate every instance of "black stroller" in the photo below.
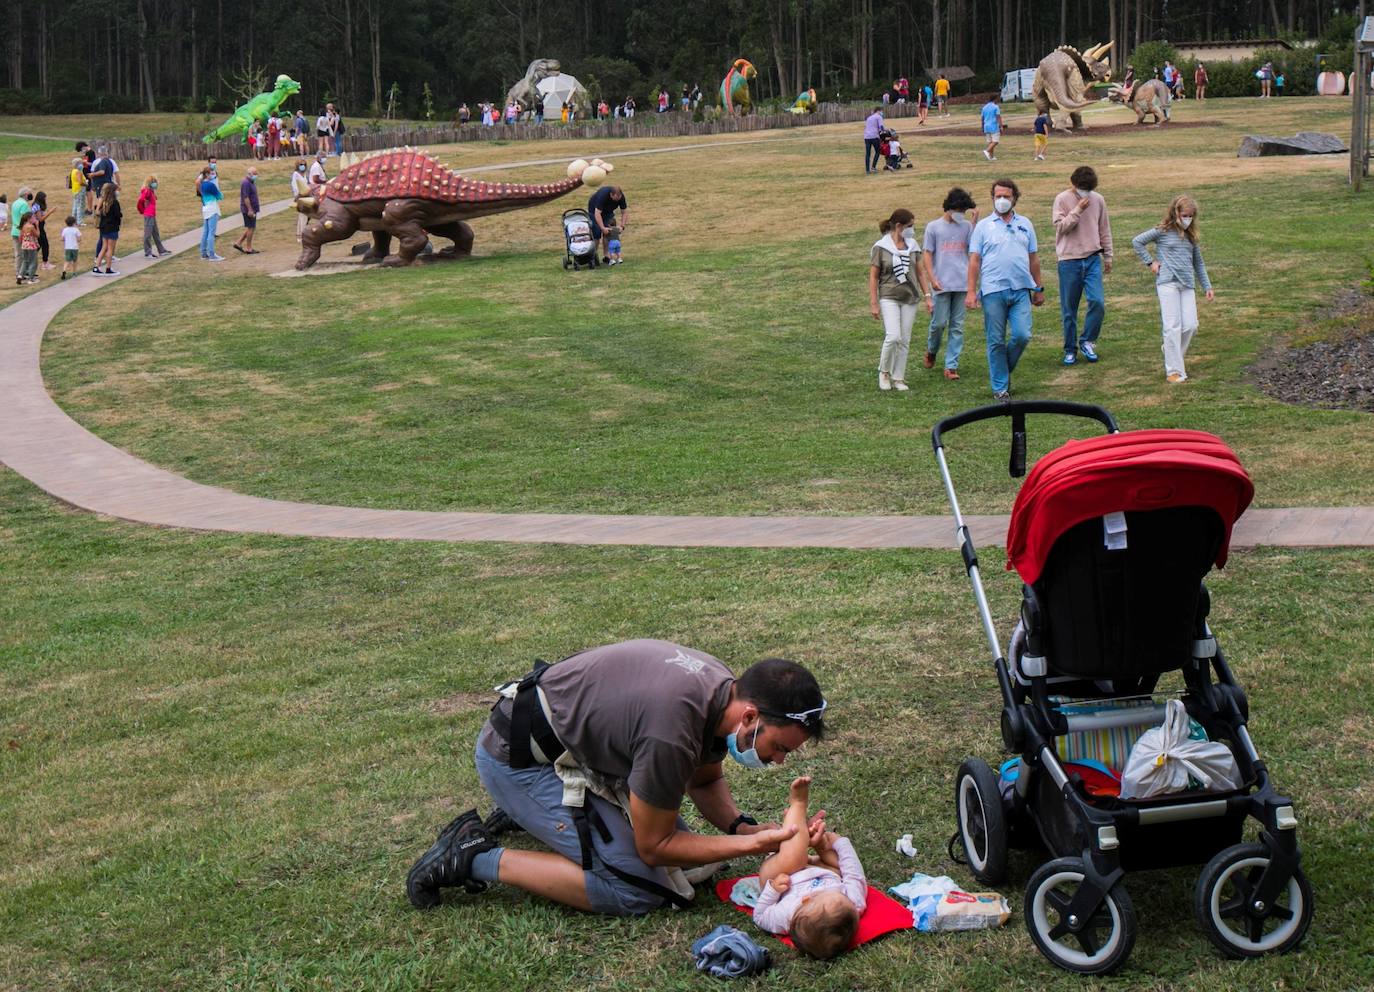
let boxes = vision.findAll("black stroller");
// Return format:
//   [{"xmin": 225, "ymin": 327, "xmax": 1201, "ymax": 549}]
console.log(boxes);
[
  {"xmin": 561, "ymin": 208, "xmax": 600, "ymax": 270},
  {"xmin": 933, "ymin": 401, "xmax": 1313, "ymax": 975}
]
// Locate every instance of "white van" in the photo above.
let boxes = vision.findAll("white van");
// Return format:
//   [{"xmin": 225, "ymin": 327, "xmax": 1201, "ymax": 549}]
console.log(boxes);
[{"xmin": 1000, "ymin": 68, "xmax": 1037, "ymax": 102}]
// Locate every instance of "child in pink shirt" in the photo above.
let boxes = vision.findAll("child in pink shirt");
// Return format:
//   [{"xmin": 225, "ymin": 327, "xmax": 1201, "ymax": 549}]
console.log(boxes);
[{"xmin": 751, "ymin": 776, "xmax": 868, "ymax": 959}]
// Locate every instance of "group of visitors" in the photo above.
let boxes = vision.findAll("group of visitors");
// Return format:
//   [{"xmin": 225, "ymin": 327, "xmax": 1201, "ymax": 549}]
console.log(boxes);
[
  {"xmin": 883, "ymin": 74, "xmax": 950, "ymax": 118},
  {"xmin": 4, "ymin": 135, "xmax": 332, "ymax": 286},
  {"xmin": 238, "ymin": 104, "xmax": 344, "ymax": 156},
  {"xmin": 1121, "ymin": 60, "xmax": 1214, "ymax": 101},
  {"xmin": 459, "ymin": 96, "xmax": 640, "ymax": 126},
  {"xmin": 1255, "ymin": 61, "xmax": 1284, "ymax": 97},
  {"xmin": 868, "ymin": 166, "xmax": 1215, "ymax": 397},
  {"xmin": 656, "ymin": 84, "xmax": 703, "ymax": 112},
  {"xmin": 4, "ymin": 140, "xmax": 147, "ymax": 282},
  {"xmin": 245, "ymin": 105, "xmax": 344, "ymax": 159}
]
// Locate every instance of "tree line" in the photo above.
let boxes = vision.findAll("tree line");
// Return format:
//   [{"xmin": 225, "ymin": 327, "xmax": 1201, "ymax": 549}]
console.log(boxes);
[{"xmin": 0, "ymin": 0, "xmax": 1366, "ymax": 117}]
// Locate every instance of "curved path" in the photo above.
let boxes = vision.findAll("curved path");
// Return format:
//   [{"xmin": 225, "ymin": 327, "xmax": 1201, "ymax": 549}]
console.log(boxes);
[{"xmin": 2, "ymin": 155, "xmax": 1372, "ymax": 551}]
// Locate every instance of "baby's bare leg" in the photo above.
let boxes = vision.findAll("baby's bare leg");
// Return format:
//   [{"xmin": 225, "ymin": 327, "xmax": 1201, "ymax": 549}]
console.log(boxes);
[{"xmin": 758, "ymin": 776, "xmax": 812, "ymax": 887}]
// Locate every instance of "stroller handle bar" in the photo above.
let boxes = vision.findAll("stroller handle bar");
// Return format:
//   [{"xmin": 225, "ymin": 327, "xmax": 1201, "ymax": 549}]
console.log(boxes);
[
  {"xmin": 931, "ymin": 400, "xmax": 1119, "ymax": 691},
  {"xmin": 931, "ymin": 400, "xmax": 1118, "ymax": 451}
]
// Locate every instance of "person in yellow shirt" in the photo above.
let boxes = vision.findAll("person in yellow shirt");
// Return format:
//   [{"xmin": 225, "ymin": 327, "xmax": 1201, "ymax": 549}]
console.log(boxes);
[
  {"xmin": 935, "ymin": 75, "xmax": 951, "ymax": 117},
  {"xmin": 69, "ymin": 157, "xmax": 86, "ymax": 226}
]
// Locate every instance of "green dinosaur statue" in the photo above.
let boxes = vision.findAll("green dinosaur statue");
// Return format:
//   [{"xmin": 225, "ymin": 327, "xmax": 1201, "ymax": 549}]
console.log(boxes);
[{"xmin": 204, "ymin": 74, "xmax": 302, "ymax": 143}]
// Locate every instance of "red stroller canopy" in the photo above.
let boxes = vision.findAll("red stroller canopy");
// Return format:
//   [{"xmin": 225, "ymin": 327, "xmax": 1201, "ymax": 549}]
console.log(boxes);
[{"xmin": 1006, "ymin": 429, "xmax": 1254, "ymax": 584}]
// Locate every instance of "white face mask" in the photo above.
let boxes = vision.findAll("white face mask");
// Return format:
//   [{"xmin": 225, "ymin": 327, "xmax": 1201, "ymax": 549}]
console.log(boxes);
[
  {"xmin": 951, "ymin": 210, "xmax": 966, "ymax": 222},
  {"xmin": 1179, "ymin": 216, "xmax": 1194, "ymax": 229},
  {"xmin": 994, "ymin": 197, "xmax": 1013, "ymax": 215},
  {"xmin": 1075, "ymin": 187, "xmax": 1090, "ymax": 198}
]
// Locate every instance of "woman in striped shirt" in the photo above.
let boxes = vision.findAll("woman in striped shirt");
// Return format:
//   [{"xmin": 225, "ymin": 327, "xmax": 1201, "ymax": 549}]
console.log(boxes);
[{"xmin": 1132, "ymin": 195, "xmax": 1214, "ymax": 383}]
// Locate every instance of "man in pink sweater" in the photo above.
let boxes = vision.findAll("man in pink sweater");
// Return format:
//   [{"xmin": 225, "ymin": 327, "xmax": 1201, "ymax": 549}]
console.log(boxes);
[{"xmin": 1052, "ymin": 165, "xmax": 1114, "ymax": 365}]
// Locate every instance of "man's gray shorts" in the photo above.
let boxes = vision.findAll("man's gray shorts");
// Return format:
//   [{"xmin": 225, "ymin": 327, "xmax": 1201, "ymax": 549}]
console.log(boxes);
[{"xmin": 474, "ymin": 738, "xmax": 687, "ymax": 916}]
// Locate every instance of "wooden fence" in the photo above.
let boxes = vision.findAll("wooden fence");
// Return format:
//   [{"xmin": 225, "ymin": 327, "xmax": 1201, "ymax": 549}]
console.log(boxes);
[{"xmin": 96, "ymin": 101, "xmax": 936, "ymax": 162}]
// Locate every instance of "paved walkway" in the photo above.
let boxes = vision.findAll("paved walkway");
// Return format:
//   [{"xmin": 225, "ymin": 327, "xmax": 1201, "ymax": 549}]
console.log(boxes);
[{"xmin": 1, "ymin": 146, "xmax": 1372, "ymax": 551}]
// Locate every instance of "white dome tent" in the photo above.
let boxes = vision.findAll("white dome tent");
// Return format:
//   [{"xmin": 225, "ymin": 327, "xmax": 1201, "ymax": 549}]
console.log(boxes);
[{"xmin": 537, "ymin": 72, "xmax": 588, "ymax": 115}]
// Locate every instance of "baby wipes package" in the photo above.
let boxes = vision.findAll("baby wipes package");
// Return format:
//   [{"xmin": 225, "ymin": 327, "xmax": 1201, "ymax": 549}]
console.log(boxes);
[{"xmin": 913, "ymin": 889, "xmax": 1012, "ymax": 932}]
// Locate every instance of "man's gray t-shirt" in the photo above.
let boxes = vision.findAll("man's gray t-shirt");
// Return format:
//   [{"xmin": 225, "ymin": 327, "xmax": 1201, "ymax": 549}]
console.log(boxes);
[
  {"xmin": 923, "ymin": 216, "xmax": 973, "ymax": 292},
  {"xmin": 479, "ymin": 639, "xmax": 733, "ymax": 810}
]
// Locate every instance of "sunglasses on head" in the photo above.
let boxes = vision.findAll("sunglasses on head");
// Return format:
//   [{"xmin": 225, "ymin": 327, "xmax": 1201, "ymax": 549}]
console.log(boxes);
[{"xmin": 761, "ymin": 698, "xmax": 828, "ymax": 727}]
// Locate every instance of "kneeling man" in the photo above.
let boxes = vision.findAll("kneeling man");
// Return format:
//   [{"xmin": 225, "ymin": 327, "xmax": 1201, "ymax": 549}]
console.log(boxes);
[{"xmin": 406, "ymin": 639, "xmax": 828, "ymax": 915}]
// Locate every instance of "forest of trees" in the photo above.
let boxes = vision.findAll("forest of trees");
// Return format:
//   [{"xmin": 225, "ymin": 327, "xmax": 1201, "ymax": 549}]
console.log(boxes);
[{"xmin": 0, "ymin": 0, "xmax": 1367, "ymax": 116}]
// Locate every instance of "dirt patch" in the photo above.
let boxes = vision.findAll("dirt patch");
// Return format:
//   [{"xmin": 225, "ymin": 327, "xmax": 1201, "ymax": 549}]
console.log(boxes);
[
  {"xmin": 1249, "ymin": 288, "xmax": 1374, "ymax": 413},
  {"xmin": 431, "ymin": 691, "xmax": 492, "ymax": 716},
  {"xmin": 906, "ymin": 120, "xmax": 1221, "ymax": 139}
]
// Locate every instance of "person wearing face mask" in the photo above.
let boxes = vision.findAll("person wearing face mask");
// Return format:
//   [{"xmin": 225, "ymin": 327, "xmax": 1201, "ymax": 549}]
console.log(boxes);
[
  {"xmin": 1132, "ymin": 194, "xmax": 1213, "ymax": 383},
  {"xmin": 308, "ymin": 152, "xmax": 329, "ymax": 190},
  {"xmin": 405, "ymin": 640, "xmax": 829, "ymax": 918},
  {"xmin": 136, "ymin": 175, "xmax": 170, "ymax": 258},
  {"xmin": 966, "ymin": 179, "xmax": 1046, "ymax": 401},
  {"xmin": 869, "ymin": 208, "xmax": 933, "ymax": 391},
  {"xmin": 922, "ymin": 188, "xmax": 979, "ymax": 381},
  {"xmin": 233, "ymin": 167, "xmax": 261, "ymax": 254},
  {"xmin": 11, "ymin": 186, "xmax": 33, "ymax": 280},
  {"xmin": 290, "ymin": 157, "xmax": 312, "ymax": 241},
  {"xmin": 1051, "ymin": 165, "xmax": 1113, "ymax": 366}
]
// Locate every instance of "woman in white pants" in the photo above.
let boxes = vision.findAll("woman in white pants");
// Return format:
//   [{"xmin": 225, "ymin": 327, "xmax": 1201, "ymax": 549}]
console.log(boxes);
[
  {"xmin": 1131, "ymin": 195, "xmax": 1214, "ymax": 383},
  {"xmin": 868, "ymin": 208, "xmax": 933, "ymax": 391}
]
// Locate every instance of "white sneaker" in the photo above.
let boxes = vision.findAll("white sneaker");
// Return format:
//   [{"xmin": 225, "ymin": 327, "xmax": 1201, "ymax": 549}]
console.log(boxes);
[
  {"xmin": 878, "ymin": 372, "xmax": 893, "ymax": 391},
  {"xmin": 893, "ymin": 380, "xmax": 909, "ymax": 391},
  {"xmin": 982, "ymin": 149, "xmax": 992, "ymax": 160}
]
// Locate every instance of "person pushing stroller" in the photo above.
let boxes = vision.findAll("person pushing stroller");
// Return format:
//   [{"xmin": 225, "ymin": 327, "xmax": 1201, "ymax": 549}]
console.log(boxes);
[{"xmin": 588, "ymin": 185, "xmax": 629, "ymax": 264}]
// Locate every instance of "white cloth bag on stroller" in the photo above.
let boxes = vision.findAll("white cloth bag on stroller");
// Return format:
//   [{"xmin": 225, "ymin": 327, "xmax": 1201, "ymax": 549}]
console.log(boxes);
[{"xmin": 1118, "ymin": 697, "xmax": 1242, "ymax": 800}]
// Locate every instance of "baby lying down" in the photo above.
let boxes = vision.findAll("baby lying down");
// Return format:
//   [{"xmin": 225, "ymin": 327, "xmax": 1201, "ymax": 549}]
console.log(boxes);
[{"xmin": 752, "ymin": 776, "xmax": 868, "ymax": 959}]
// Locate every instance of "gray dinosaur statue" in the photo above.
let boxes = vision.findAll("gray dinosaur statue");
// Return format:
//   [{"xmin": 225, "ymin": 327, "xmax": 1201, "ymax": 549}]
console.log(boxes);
[
  {"xmin": 503, "ymin": 59, "xmax": 589, "ymax": 114},
  {"xmin": 1032, "ymin": 42, "xmax": 1114, "ymax": 130}
]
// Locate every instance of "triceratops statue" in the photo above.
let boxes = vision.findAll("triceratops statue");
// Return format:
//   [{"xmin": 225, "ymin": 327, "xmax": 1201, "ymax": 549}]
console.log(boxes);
[{"xmin": 1032, "ymin": 42, "xmax": 1114, "ymax": 130}]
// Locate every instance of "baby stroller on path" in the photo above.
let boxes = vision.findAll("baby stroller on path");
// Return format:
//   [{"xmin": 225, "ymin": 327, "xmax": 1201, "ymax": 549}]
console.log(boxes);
[
  {"xmin": 932, "ymin": 401, "xmax": 1312, "ymax": 975},
  {"xmin": 561, "ymin": 208, "xmax": 600, "ymax": 270}
]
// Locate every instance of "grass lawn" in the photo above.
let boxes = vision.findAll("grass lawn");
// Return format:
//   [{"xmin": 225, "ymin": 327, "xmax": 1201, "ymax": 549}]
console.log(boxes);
[
  {"xmin": 31, "ymin": 97, "xmax": 1374, "ymax": 516},
  {"xmin": 2, "ymin": 99, "xmax": 1374, "ymax": 990},
  {"xmin": 1, "ymin": 469, "xmax": 1371, "ymax": 991}
]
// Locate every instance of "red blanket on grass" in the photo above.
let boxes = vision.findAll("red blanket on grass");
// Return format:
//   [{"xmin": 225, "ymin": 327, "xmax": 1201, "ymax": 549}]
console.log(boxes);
[{"xmin": 714, "ymin": 876, "xmax": 913, "ymax": 950}]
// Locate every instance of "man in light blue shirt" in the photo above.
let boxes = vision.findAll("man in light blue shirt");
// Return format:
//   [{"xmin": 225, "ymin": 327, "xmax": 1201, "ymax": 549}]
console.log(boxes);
[
  {"xmin": 980, "ymin": 95, "xmax": 1003, "ymax": 161},
  {"xmin": 863, "ymin": 107, "xmax": 884, "ymax": 173},
  {"xmin": 966, "ymin": 179, "xmax": 1046, "ymax": 399}
]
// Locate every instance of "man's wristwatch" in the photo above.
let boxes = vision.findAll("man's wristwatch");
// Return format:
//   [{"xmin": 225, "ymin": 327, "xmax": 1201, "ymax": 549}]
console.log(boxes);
[
  {"xmin": 1033, "ymin": 286, "xmax": 1045, "ymax": 293},
  {"xmin": 727, "ymin": 813, "xmax": 758, "ymax": 835}
]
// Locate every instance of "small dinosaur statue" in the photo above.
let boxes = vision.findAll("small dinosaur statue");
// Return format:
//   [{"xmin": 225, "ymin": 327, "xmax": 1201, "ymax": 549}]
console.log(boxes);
[
  {"xmin": 790, "ymin": 88, "xmax": 818, "ymax": 114},
  {"xmin": 719, "ymin": 59, "xmax": 757, "ymax": 115},
  {"xmin": 1108, "ymin": 78, "xmax": 1172, "ymax": 125},
  {"xmin": 204, "ymin": 74, "xmax": 302, "ymax": 143},
  {"xmin": 294, "ymin": 149, "xmax": 609, "ymax": 269}
]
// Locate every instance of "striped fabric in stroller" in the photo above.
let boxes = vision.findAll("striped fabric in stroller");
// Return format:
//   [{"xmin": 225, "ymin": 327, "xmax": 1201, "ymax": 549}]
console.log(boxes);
[{"xmin": 1052, "ymin": 697, "xmax": 1206, "ymax": 774}]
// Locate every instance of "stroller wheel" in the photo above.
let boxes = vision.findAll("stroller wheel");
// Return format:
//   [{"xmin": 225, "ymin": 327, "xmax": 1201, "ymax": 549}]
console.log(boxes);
[
  {"xmin": 562, "ymin": 256, "xmax": 571, "ymax": 270},
  {"xmin": 954, "ymin": 757, "xmax": 1009, "ymax": 885},
  {"xmin": 1195, "ymin": 842, "xmax": 1313, "ymax": 959},
  {"xmin": 1025, "ymin": 857, "xmax": 1136, "ymax": 975}
]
